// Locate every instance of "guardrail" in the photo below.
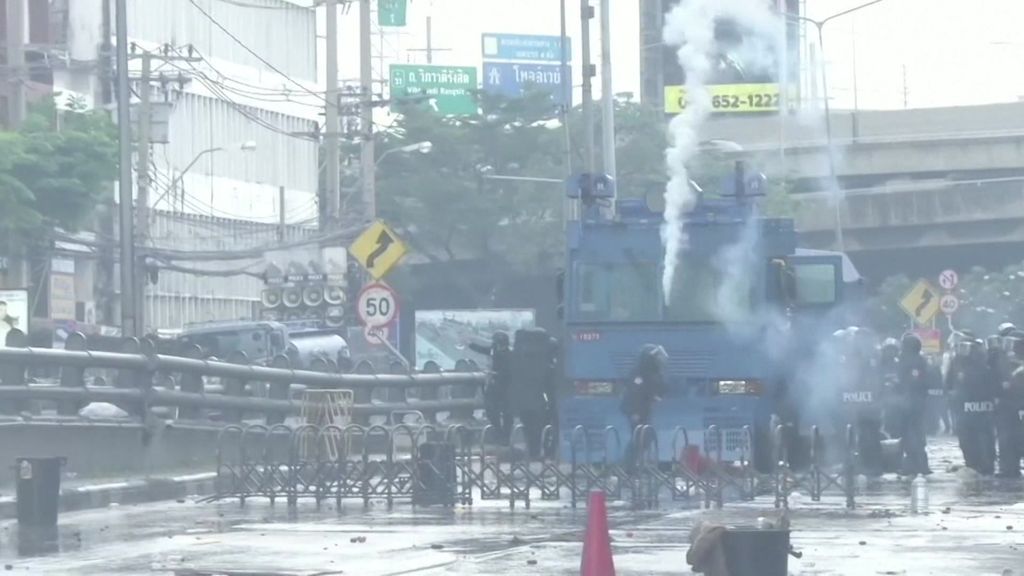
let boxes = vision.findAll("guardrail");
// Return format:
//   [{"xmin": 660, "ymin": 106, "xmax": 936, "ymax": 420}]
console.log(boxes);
[{"xmin": 0, "ymin": 329, "xmax": 488, "ymax": 428}]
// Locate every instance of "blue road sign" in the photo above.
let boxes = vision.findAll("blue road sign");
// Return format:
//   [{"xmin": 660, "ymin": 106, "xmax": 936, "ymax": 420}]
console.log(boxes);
[
  {"xmin": 483, "ymin": 61, "xmax": 571, "ymax": 107},
  {"xmin": 481, "ymin": 33, "xmax": 571, "ymax": 63}
]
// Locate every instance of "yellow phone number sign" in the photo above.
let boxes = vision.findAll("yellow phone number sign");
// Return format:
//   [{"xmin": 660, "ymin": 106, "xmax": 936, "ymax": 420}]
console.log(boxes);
[{"xmin": 665, "ymin": 83, "xmax": 781, "ymax": 114}]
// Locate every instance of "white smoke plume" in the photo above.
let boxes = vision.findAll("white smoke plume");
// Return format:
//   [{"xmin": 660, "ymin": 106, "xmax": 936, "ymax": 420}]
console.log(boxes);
[
  {"xmin": 661, "ymin": 0, "xmax": 785, "ymax": 303},
  {"xmin": 714, "ymin": 213, "xmax": 760, "ymax": 333}
]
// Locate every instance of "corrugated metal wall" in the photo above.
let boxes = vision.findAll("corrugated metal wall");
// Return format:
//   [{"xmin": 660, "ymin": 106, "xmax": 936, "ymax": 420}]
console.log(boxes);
[
  {"xmin": 126, "ymin": 0, "xmax": 316, "ymax": 82},
  {"xmin": 143, "ymin": 210, "xmax": 317, "ymax": 331},
  {"xmin": 165, "ymin": 92, "xmax": 318, "ymax": 196}
]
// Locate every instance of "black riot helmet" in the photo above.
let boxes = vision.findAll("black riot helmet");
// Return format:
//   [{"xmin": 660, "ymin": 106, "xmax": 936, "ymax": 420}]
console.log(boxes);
[
  {"xmin": 1006, "ymin": 329, "xmax": 1024, "ymax": 358},
  {"xmin": 998, "ymin": 322, "xmax": 1017, "ymax": 337},
  {"xmin": 492, "ymin": 331, "xmax": 510, "ymax": 351},
  {"xmin": 986, "ymin": 335, "xmax": 1004, "ymax": 361},
  {"xmin": 900, "ymin": 333, "xmax": 922, "ymax": 356},
  {"xmin": 954, "ymin": 330, "xmax": 977, "ymax": 357},
  {"xmin": 639, "ymin": 343, "xmax": 669, "ymax": 371},
  {"xmin": 881, "ymin": 337, "xmax": 900, "ymax": 361}
]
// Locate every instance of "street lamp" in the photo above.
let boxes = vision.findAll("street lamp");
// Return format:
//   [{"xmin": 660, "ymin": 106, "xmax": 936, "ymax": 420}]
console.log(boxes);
[
  {"xmin": 375, "ymin": 140, "xmax": 433, "ymax": 167},
  {"xmin": 789, "ymin": 0, "xmax": 886, "ymax": 251},
  {"xmin": 152, "ymin": 141, "xmax": 258, "ymax": 212}
]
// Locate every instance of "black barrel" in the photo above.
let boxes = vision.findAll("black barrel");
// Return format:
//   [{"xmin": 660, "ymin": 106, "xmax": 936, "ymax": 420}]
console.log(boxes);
[
  {"xmin": 722, "ymin": 527, "xmax": 790, "ymax": 576},
  {"xmin": 413, "ymin": 442, "xmax": 455, "ymax": 507},
  {"xmin": 15, "ymin": 457, "xmax": 65, "ymax": 526}
]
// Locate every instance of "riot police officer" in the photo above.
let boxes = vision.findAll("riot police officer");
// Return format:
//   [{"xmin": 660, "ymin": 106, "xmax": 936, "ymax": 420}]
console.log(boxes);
[
  {"xmin": 949, "ymin": 335, "xmax": 997, "ymax": 475},
  {"xmin": 896, "ymin": 333, "xmax": 931, "ymax": 476},
  {"xmin": 996, "ymin": 331, "xmax": 1024, "ymax": 478},
  {"xmin": 510, "ymin": 328, "xmax": 558, "ymax": 459},
  {"xmin": 621, "ymin": 344, "xmax": 667, "ymax": 470},
  {"xmin": 879, "ymin": 338, "xmax": 903, "ymax": 440},
  {"xmin": 1008, "ymin": 335, "xmax": 1024, "ymax": 478},
  {"xmin": 839, "ymin": 328, "xmax": 884, "ymax": 475},
  {"xmin": 468, "ymin": 332, "xmax": 513, "ymax": 444},
  {"xmin": 925, "ymin": 354, "xmax": 947, "ymax": 435}
]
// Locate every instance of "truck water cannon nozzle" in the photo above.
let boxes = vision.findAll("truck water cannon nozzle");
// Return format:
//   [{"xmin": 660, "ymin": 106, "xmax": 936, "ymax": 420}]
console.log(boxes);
[{"xmin": 567, "ymin": 172, "xmax": 616, "ymax": 203}]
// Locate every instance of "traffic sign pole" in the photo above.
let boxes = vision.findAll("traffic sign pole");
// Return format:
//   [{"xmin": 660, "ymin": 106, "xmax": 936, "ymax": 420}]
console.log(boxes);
[
  {"xmin": 900, "ymin": 279, "xmax": 940, "ymax": 327},
  {"xmin": 938, "ymin": 269, "xmax": 959, "ymax": 291},
  {"xmin": 350, "ymin": 220, "xmax": 408, "ymax": 280}
]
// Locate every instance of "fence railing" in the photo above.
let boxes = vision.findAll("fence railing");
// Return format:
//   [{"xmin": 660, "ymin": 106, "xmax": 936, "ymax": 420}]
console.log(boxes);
[{"xmin": 0, "ymin": 329, "xmax": 488, "ymax": 428}]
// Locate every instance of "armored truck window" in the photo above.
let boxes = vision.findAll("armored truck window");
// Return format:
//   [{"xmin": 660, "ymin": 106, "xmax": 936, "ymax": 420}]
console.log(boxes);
[
  {"xmin": 792, "ymin": 264, "xmax": 837, "ymax": 305},
  {"xmin": 575, "ymin": 262, "xmax": 660, "ymax": 322}
]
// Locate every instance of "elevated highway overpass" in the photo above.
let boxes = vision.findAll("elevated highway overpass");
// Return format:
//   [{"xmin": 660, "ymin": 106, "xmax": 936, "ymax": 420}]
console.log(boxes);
[{"xmin": 704, "ymin": 102, "xmax": 1024, "ymax": 278}]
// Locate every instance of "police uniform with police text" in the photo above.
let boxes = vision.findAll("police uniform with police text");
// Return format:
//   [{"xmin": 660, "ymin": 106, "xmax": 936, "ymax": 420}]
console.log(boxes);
[
  {"xmin": 952, "ymin": 343, "xmax": 997, "ymax": 475},
  {"xmin": 840, "ymin": 344, "xmax": 884, "ymax": 475},
  {"xmin": 896, "ymin": 338, "xmax": 931, "ymax": 476}
]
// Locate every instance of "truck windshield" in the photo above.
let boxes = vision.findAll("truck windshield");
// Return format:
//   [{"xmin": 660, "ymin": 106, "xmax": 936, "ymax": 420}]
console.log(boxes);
[
  {"xmin": 573, "ymin": 257, "xmax": 754, "ymax": 323},
  {"xmin": 576, "ymin": 261, "xmax": 661, "ymax": 322}
]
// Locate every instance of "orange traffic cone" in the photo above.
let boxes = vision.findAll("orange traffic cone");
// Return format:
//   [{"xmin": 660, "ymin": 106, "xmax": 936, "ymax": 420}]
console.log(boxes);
[{"xmin": 580, "ymin": 489, "xmax": 615, "ymax": 576}]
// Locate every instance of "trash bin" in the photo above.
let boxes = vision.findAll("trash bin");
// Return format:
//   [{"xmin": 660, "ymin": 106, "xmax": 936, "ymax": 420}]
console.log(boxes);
[
  {"xmin": 15, "ymin": 457, "xmax": 66, "ymax": 527},
  {"xmin": 722, "ymin": 527, "xmax": 790, "ymax": 576},
  {"xmin": 413, "ymin": 442, "xmax": 455, "ymax": 507}
]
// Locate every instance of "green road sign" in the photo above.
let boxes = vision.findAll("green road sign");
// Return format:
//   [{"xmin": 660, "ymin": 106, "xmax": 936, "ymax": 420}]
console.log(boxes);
[
  {"xmin": 389, "ymin": 64, "xmax": 478, "ymax": 116},
  {"xmin": 378, "ymin": 0, "xmax": 407, "ymax": 27}
]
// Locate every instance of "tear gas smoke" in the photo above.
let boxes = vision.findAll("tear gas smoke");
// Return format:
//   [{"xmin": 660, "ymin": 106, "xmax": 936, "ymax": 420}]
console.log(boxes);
[
  {"xmin": 713, "ymin": 212, "xmax": 761, "ymax": 334},
  {"xmin": 661, "ymin": 0, "xmax": 784, "ymax": 303},
  {"xmin": 662, "ymin": 0, "xmax": 717, "ymax": 303}
]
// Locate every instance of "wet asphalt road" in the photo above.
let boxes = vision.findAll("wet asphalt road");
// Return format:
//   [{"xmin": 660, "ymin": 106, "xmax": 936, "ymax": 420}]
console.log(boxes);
[{"xmin": 0, "ymin": 438, "xmax": 1022, "ymax": 575}]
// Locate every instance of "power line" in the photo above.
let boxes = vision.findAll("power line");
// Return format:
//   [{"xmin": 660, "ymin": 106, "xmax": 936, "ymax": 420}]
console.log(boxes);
[
  {"xmin": 186, "ymin": 0, "xmax": 328, "ymax": 105},
  {"xmin": 158, "ymin": 58, "xmax": 317, "ymax": 137},
  {"xmin": 170, "ymin": 44, "xmax": 326, "ymax": 99}
]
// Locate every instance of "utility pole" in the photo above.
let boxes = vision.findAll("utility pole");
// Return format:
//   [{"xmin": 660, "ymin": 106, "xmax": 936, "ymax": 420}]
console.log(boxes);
[
  {"xmin": 115, "ymin": 0, "xmax": 136, "ymax": 337},
  {"xmin": 426, "ymin": 17, "xmax": 433, "ymax": 64},
  {"xmin": 580, "ymin": 0, "xmax": 596, "ymax": 174},
  {"xmin": 128, "ymin": 49, "xmax": 199, "ymax": 335},
  {"xmin": 5, "ymin": 0, "xmax": 26, "ymax": 129},
  {"xmin": 324, "ymin": 0, "xmax": 341, "ymax": 229},
  {"xmin": 360, "ymin": 0, "xmax": 376, "ymax": 221},
  {"xmin": 599, "ymin": 0, "xmax": 616, "ymax": 183},
  {"xmin": 559, "ymin": 0, "xmax": 574, "ymax": 225},
  {"xmin": 407, "ymin": 17, "xmax": 451, "ymax": 64},
  {"xmin": 134, "ymin": 52, "xmax": 153, "ymax": 336},
  {"xmin": 559, "ymin": 0, "xmax": 572, "ymax": 172}
]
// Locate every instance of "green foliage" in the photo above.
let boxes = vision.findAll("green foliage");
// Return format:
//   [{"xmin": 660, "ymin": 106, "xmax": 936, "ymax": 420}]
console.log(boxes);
[
  {"xmin": 0, "ymin": 97, "xmax": 117, "ymax": 246},
  {"xmin": 377, "ymin": 90, "xmax": 565, "ymax": 269}
]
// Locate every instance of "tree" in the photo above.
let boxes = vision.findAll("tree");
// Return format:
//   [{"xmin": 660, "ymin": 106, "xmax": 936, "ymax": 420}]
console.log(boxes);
[
  {"xmin": 377, "ymin": 90, "xmax": 565, "ymax": 270},
  {"xmin": 0, "ymin": 96, "xmax": 117, "ymax": 250}
]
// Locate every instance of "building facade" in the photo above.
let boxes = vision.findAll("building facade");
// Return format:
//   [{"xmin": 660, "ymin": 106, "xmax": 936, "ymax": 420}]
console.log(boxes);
[{"xmin": 51, "ymin": 0, "xmax": 324, "ymax": 333}]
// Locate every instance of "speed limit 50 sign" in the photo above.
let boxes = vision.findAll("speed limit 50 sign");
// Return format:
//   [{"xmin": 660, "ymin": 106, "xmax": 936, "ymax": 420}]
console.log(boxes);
[{"xmin": 357, "ymin": 282, "xmax": 398, "ymax": 327}]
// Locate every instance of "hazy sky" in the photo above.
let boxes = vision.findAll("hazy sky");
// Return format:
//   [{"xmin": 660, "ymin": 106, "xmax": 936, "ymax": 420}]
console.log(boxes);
[{"xmin": 321, "ymin": 0, "xmax": 1024, "ymax": 111}]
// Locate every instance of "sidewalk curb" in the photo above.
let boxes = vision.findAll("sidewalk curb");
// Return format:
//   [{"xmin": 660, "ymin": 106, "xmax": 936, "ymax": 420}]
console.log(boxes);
[{"xmin": 0, "ymin": 472, "xmax": 218, "ymax": 519}]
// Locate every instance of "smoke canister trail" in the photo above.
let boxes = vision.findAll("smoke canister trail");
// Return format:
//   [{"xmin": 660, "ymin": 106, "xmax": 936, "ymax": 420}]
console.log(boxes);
[
  {"xmin": 662, "ymin": 0, "xmax": 717, "ymax": 304},
  {"xmin": 661, "ymin": 0, "xmax": 785, "ymax": 304}
]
